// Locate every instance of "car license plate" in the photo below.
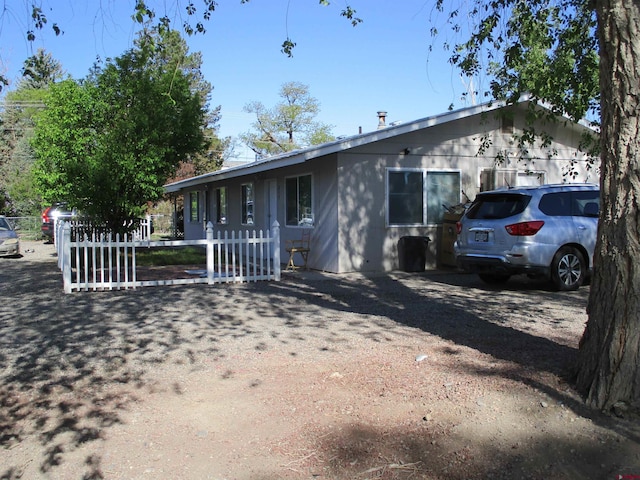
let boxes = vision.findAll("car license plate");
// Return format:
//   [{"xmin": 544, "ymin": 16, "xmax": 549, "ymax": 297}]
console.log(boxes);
[{"xmin": 475, "ymin": 231, "xmax": 489, "ymax": 242}]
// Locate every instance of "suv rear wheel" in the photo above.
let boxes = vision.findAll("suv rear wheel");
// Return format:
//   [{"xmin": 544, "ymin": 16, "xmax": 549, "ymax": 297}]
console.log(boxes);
[{"xmin": 551, "ymin": 247, "xmax": 586, "ymax": 291}]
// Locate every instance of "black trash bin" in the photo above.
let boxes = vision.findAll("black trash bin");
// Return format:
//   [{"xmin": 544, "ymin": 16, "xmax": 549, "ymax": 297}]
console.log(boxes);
[{"xmin": 398, "ymin": 236, "xmax": 431, "ymax": 272}]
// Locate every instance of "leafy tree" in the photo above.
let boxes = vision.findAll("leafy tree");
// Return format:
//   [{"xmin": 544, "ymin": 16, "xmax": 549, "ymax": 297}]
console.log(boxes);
[
  {"xmin": 0, "ymin": 50, "xmax": 64, "ymax": 215},
  {"xmin": 0, "ymin": 121, "xmax": 42, "ymax": 215},
  {"xmin": 436, "ymin": 0, "xmax": 640, "ymax": 412},
  {"xmin": 31, "ymin": 29, "xmax": 208, "ymax": 234},
  {"xmin": 241, "ymin": 81, "xmax": 334, "ymax": 158},
  {"xmin": 20, "ymin": 48, "xmax": 66, "ymax": 89},
  {"xmin": 135, "ymin": 26, "xmax": 227, "ymax": 177}
]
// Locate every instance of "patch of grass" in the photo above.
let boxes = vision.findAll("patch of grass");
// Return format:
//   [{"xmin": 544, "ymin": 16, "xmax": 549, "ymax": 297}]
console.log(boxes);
[{"xmin": 135, "ymin": 246, "xmax": 206, "ymax": 266}]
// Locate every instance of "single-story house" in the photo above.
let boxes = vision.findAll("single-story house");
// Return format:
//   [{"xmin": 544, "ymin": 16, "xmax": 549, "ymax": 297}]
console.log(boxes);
[{"xmin": 164, "ymin": 98, "xmax": 599, "ymax": 273}]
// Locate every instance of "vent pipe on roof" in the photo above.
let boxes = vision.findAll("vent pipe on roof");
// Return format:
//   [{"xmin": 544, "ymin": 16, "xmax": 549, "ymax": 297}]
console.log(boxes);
[{"xmin": 377, "ymin": 111, "xmax": 387, "ymax": 130}]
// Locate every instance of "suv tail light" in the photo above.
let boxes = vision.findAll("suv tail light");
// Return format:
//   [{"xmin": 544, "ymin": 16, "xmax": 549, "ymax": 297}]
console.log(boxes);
[
  {"xmin": 505, "ymin": 221, "xmax": 544, "ymax": 236},
  {"xmin": 456, "ymin": 221, "xmax": 462, "ymax": 235},
  {"xmin": 42, "ymin": 207, "xmax": 52, "ymax": 223}
]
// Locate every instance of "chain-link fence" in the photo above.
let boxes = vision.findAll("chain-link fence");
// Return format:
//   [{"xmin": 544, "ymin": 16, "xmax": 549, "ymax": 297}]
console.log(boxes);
[
  {"xmin": 6, "ymin": 214, "xmax": 181, "ymax": 241},
  {"xmin": 6, "ymin": 216, "xmax": 42, "ymax": 240}
]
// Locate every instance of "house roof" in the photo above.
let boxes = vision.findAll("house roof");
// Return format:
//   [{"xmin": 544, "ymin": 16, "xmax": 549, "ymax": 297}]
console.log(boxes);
[{"xmin": 164, "ymin": 97, "xmax": 595, "ymax": 193}]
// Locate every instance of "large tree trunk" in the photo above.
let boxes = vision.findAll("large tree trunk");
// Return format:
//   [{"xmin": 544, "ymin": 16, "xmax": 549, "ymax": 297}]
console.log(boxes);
[{"xmin": 575, "ymin": 0, "xmax": 640, "ymax": 411}]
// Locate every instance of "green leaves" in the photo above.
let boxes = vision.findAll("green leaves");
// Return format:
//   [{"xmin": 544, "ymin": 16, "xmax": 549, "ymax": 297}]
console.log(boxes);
[
  {"xmin": 442, "ymin": 0, "xmax": 599, "ymax": 123},
  {"xmin": 281, "ymin": 39, "xmax": 297, "ymax": 58},
  {"xmin": 432, "ymin": 0, "xmax": 600, "ymax": 170},
  {"xmin": 340, "ymin": 6, "xmax": 363, "ymax": 27},
  {"xmin": 31, "ymin": 29, "xmax": 208, "ymax": 234}
]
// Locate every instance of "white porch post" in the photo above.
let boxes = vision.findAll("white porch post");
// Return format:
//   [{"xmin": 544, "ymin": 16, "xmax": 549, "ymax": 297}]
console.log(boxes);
[
  {"xmin": 206, "ymin": 221, "xmax": 215, "ymax": 284},
  {"xmin": 272, "ymin": 220, "xmax": 280, "ymax": 281}
]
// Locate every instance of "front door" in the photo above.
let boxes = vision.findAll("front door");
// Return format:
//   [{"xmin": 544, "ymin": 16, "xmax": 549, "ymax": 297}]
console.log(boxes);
[{"xmin": 265, "ymin": 179, "xmax": 277, "ymax": 229}]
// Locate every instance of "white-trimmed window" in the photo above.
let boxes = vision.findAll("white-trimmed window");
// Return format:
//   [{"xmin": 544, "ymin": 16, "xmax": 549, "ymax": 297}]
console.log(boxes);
[
  {"xmin": 387, "ymin": 169, "xmax": 461, "ymax": 226},
  {"xmin": 216, "ymin": 187, "xmax": 227, "ymax": 224},
  {"xmin": 241, "ymin": 183, "xmax": 254, "ymax": 225},
  {"xmin": 480, "ymin": 168, "xmax": 546, "ymax": 191},
  {"xmin": 286, "ymin": 174, "xmax": 313, "ymax": 227},
  {"xmin": 189, "ymin": 191, "xmax": 200, "ymax": 223}
]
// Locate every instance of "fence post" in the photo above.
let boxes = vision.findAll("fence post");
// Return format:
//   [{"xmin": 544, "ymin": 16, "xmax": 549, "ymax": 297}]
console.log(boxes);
[
  {"xmin": 54, "ymin": 217, "xmax": 59, "ymax": 250},
  {"xmin": 62, "ymin": 222, "xmax": 72, "ymax": 294},
  {"xmin": 272, "ymin": 220, "xmax": 280, "ymax": 281},
  {"xmin": 145, "ymin": 214, "xmax": 152, "ymax": 241},
  {"xmin": 55, "ymin": 218, "xmax": 63, "ymax": 257},
  {"xmin": 206, "ymin": 221, "xmax": 214, "ymax": 284}
]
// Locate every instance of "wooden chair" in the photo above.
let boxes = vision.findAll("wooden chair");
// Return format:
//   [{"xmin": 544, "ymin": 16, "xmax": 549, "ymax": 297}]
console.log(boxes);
[{"xmin": 285, "ymin": 230, "xmax": 311, "ymax": 270}]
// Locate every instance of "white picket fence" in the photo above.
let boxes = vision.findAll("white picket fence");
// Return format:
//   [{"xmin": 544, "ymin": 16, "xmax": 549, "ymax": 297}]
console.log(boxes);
[{"xmin": 56, "ymin": 221, "xmax": 281, "ymax": 293}]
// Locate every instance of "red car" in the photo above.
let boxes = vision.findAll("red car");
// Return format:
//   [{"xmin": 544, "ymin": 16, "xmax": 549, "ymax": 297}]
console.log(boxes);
[{"xmin": 41, "ymin": 203, "xmax": 74, "ymax": 241}]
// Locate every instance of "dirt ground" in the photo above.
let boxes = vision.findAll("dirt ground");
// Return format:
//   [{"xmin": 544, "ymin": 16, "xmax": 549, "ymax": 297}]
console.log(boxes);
[{"xmin": 1, "ymin": 240, "xmax": 640, "ymax": 480}]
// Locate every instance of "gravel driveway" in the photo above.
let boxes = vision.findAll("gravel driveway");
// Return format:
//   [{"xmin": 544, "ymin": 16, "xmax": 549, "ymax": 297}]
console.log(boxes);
[{"xmin": 1, "ymin": 241, "xmax": 639, "ymax": 479}]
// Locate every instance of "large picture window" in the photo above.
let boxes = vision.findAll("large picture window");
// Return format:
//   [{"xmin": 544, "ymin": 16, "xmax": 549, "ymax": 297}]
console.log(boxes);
[
  {"xmin": 241, "ymin": 183, "xmax": 254, "ymax": 225},
  {"xmin": 216, "ymin": 187, "xmax": 227, "ymax": 224},
  {"xmin": 189, "ymin": 191, "xmax": 199, "ymax": 223},
  {"xmin": 387, "ymin": 169, "xmax": 460, "ymax": 226},
  {"xmin": 286, "ymin": 174, "xmax": 313, "ymax": 227}
]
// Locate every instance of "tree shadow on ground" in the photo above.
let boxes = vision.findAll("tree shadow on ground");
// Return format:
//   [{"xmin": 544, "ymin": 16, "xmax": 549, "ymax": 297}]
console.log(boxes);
[
  {"xmin": 0, "ymin": 255, "xmax": 638, "ymax": 478},
  {"xmin": 309, "ymin": 421, "xmax": 640, "ymax": 479}
]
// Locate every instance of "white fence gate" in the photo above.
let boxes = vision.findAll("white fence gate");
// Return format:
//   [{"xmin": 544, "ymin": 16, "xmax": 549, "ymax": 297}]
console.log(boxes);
[{"xmin": 56, "ymin": 221, "xmax": 281, "ymax": 293}]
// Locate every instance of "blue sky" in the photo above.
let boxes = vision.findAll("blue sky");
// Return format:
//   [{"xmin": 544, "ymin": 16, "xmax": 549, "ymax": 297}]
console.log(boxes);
[{"xmin": 1, "ymin": 1, "xmax": 477, "ymax": 161}]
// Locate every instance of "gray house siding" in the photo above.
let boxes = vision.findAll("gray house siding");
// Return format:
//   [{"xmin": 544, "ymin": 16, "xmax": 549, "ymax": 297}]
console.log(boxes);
[{"xmin": 306, "ymin": 155, "xmax": 340, "ymax": 272}]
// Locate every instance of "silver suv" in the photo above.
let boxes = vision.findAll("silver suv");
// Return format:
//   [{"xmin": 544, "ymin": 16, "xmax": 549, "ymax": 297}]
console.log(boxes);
[{"xmin": 454, "ymin": 184, "xmax": 599, "ymax": 290}]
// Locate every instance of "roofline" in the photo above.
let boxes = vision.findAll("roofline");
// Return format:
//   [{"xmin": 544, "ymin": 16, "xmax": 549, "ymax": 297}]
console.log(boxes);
[{"xmin": 164, "ymin": 96, "xmax": 596, "ymax": 193}]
